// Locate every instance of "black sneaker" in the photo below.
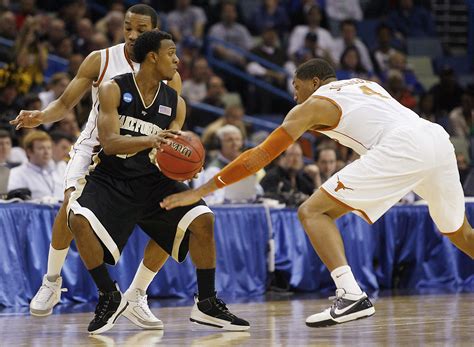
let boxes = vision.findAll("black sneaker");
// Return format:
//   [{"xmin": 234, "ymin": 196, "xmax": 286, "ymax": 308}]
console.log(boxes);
[
  {"xmin": 190, "ymin": 294, "xmax": 250, "ymax": 331},
  {"xmin": 306, "ymin": 289, "xmax": 375, "ymax": 328},
  {"xmin": 88, "ymin": 284, "xmax": 128, "ymax": 334}
]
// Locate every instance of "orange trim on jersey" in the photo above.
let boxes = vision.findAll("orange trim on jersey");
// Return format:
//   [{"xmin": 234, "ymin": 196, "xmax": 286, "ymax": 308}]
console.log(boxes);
[
  {"xmin": 312, "ymin": 95, "xmax": 342, "ymax": 131},
  {"xmin": 92, "ymin": 48, "xmax": 109, "ymax": 88},
  {"xmin": 330, "ymin": 129, "xmax": 369, "ymax": 151},
  {"xmin": 320, "ymin": 186, "xmax": 374, "ymax": 224}
]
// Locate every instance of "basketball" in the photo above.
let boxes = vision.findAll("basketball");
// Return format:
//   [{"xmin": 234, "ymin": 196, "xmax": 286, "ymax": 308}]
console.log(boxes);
[{"xmin": 155, "ymin": 131, "xmax": 205, "ymax": 181}]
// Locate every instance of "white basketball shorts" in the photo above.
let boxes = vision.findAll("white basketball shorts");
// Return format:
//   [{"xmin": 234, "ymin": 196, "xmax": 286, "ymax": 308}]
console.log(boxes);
[
  {"xmin": 321, "ymin": 121, "xmax": 465, "ymax": 233},
  {"xmin": 63, "ymin": 145, "xmax": 94, "ymax": 191}
]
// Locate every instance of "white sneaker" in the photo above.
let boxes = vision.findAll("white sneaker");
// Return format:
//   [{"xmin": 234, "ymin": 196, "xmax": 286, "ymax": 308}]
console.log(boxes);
[
  {"xmin": 122, "ymin": 288, "xmax": 164, "ymax": 330},
  {"xmin": 306, "ymin": 289, "xmax": 375, "ymax": 327},
  {"xmin": 30, "ymin": 275, "xmax": 66, "ymax": 316}
]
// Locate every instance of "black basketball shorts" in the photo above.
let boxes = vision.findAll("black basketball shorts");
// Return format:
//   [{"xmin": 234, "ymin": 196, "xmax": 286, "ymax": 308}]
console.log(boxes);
[{"xmin": 67, "ymin": 171, "xmax": 213, "ymax": 265}]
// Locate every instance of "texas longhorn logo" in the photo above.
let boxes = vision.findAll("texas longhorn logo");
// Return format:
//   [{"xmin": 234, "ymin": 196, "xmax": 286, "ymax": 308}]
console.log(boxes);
[{"xmin": 335, "ymin": 176, "xmax": 354, "ymax": 192}]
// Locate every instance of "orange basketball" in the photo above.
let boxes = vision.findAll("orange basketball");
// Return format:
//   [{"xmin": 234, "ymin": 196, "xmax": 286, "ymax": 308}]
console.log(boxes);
[{"xmin": 155, "ymin": 131, "xmax": 205, "ymax": 181}]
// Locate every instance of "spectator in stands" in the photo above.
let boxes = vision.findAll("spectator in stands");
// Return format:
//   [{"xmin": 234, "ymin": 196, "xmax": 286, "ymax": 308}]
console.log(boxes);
[
  {"xmin": 325, "ymin": 0, "xmax": 363, "ymax": 36},
  {"xmin": 87, "ymin": 32, "xmax": 109, "ymax": 52},
  {"xmin": 248, "ymin": 0, "xmax": 290, "ymax": 38},
  {"xmin": 0, "ymin": 129, "xmax": 16, "ymax": 168},
  {"xmin": 315, "ymin": 146, "xmax": 337, "ymax": 185},
  {"xmin": 457, "ymin": 152, "xmax": 470, "ymax": 185},
  {"xmin": 7, "ymin": 130, "xmax": 63, "ymax": 201},
  {"xmin": 168, "ymin": 0, "xmax": 207, "ymax": 44},
  {"xmin": 336, "ymin": 46, "xmax": 373, "ymax": 80},
  {"xmin": 385, "ymin": 51, "xmax": 423, "ymax": 94},
  {"xmin": 330, "ymin": 19, "xmax": 373, "ymax": 73},
  {"xmin": 46, "ymin": 18, "xmax": 67, "ymax": 52},
  {"xmin": 284, "ymin": 47, "xmax": 314, "ymax": 94},
  {"xmin": 58, "ymin": 0, "xmax": 87, "ymax": 34},
  {"xmin": 430, "ymin": 66, "xmax": 465, "ymax": 114},
  {"xmin": 0, "ymin": 82, "xmax": 20, "ymax": 125},
  {"xmin": 13, "ymin": 16, "xmax": 48, "ymax": 92},
  {"xmin": 0, "ymin": 129, "xmax": 14, "ymax": 196},
  {"xmin": 208, "ymin": 1, "xmax": 253, "ymax": 68},
  {"xmin": 201, "ymin": 104, "xmax": 248, "ymax": 149},
  {"xmin": 0, "ymin": 11, "xmax": 17, "ymax": 40},
  {"xmin": 181, "ymin": 57, "xmax": 211, "ymax": 103},
  {"xmin": 54, "ymin": 37, "xmax": 74, "ymax": 59},
  {"xmin": 39, "ymin": 72, "xmax": 70, "ymax": 112},
  {"xmin": 449, "ymin": 92, "xmax": 474, "ymax": 138},
  {"xmin": 417, "ymin": 92, "xmax": 450, "ymax": 130},
  {"xmin": 261, "ymin": 142, "xmax": 316, "ymax": 206},
  {"xmin": 287, "ymin": 5, "xmax": 333, "ymax": 60},
  {"xmin": 246, "ymin": 25, "xmax": 288, "ymax": 113},
  {"xmin": 73, "ymin": 18, "xmax": 94, "ymax": 56},
  {"xmin": 67, "ymin": 53, "xmax": 84, "ymax": 78},
  {"xmin": 12, "ymin": 0, "xmax": 37, "ymax": 29},
  {"xmin": 387, "ymin": 0, "xmax": 436, "ymax": 38},
  {"xmin": 385, "ymin": 69, "xmax": 417, "ymax": 109},
  {"xmin": 187, "ymin": 76, "xmax": 229, "ymax": 131},
  {"xmin": 50, "ymin": 131, "xmax": 74, "ymax": 178},
  {"xmin": 202, "ymin": 76, "xmax": 227, "ymax": 108},
  {"xmin": 94, "ymin": 10, "xmax": 123, "ymax": 46},
  {"xmin": 247, "ymin": 25, "xmax": 287, "ymax": 83},
  {"xmin": 50, "ymin": 110, "xmax": 80, "ymax": 139},
  {"xmin": 177, "ymin": 37, "xmax": 201, "ymax": 81},
  {"xmin": 371, "ymin": 23, "xmax": 403, "ymax": 75},
  {"xmin": 195, "ymin": 125, "xmax": 262, "ymax": 204}
]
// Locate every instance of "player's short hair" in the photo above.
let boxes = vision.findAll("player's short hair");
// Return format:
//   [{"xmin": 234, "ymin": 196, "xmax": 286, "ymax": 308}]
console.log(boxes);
[
  {"xmin": 23, "ymin": 131, "xmax": 51, "ymax": 151},
  {"xmin": 133, "ymin": 30, "xmax": 173, "ymax": 64},
  {"xmin": 295, "ymin": 58, "xmax": 336, "ymax": 81},
  {"xmin": 127, "ymin": 4, "xmax": 158, "ymax": 28}
]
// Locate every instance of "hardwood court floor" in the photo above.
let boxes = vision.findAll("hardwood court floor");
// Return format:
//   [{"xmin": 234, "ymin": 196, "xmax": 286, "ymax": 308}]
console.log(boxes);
[{"xmin": 1, "ymin": 293, "xmax": 473, "ymax": 346}]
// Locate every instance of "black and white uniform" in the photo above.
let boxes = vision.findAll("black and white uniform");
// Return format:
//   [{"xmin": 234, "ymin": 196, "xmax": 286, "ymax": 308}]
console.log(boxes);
[{"xmin": 68, "ymin": 72, "xmax": 212, "ymax": 265}]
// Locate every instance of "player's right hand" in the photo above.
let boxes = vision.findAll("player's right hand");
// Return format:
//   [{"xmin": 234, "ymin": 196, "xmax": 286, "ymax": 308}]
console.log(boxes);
[
  {"xmin": 150, "ymin": 130, "xmax": 180, "ymax": 150},
  {"xmin": 9, "ymin": 110, "xmax": 44, "ymax": 130}
]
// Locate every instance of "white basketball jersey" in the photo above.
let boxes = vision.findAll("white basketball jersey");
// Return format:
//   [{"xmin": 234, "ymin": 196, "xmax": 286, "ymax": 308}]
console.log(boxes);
[
  {"xmin": 74, "ymin": 43, "xmax": 138, "ymax": 152},
  {"xmin": 313, "ymin": 79, "xmax": 422, "ymax": 155}
]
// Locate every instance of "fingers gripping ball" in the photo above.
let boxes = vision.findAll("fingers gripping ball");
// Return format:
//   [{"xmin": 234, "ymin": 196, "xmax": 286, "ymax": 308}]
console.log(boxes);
[{"xmin": 155, "ymin": 131, "xmax": 205, "ymax": 181}]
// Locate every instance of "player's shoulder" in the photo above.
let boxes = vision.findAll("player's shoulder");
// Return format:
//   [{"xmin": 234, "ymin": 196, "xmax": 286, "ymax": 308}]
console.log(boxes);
[{"xmin": 99, "ymin": 78, "xmax": 120, "ymax": 96}]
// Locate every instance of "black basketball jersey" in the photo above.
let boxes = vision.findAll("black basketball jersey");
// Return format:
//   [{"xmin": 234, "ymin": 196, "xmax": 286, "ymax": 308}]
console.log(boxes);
[{"xmin": 94, "ymin": 72, "xmax": 177, "ymax": 179}]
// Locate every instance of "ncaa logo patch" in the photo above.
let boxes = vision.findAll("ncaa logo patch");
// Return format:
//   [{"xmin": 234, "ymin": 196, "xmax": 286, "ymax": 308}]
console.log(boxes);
[{"xmin": 123, "ymin": 92, "xmax": 133, "ymax": 103}]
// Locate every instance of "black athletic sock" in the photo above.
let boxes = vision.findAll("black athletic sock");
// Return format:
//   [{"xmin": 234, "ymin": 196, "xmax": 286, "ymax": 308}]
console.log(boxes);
[
  {"xmin": 196, "ymin": 268, "xmax": 216, "ymax": 301},
  {"xmin": 89, "ymin": 263, "xmax": 116, "ymax": 293}
]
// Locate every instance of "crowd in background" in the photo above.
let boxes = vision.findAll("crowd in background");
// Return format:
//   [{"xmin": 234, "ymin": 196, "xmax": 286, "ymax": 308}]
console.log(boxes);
[{"xmin": 0, "ymin": 0, "xmax": 473, "ymax": 206}]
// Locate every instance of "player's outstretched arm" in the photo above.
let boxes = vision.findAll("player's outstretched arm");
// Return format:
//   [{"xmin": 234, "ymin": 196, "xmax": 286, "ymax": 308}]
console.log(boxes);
[
  {"xmin": 160, "ymin": 96, "xmax": 340, "ymax": 210},
  {"xmin": 10, "ymin": 51, "xmax": 101, "ymax": 129},
  {"xmin": 98, "ymin": 81, "xmax": 178, "ymax": 155}
]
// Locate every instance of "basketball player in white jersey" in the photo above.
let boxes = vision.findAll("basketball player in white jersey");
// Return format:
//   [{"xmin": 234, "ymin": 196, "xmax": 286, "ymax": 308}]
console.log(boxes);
[
  {"xmin": 10, "ymin": 5, "xmax": 177, "ymax": 328},
  {"xmin": 161, "ymin": 58, "xmax": 474, "ymax": 327}
]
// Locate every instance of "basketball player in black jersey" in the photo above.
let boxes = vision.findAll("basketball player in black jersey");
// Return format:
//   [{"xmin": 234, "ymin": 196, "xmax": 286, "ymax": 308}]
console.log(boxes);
[{"xmin": 66, "ymin": 30, "xmax": 249, "ymax": 334}]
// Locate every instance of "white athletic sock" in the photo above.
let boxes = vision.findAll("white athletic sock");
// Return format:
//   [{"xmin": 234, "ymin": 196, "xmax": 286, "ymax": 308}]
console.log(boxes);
[
  {"xmin": 46, "ymin": 245, "xmax": 69, "ymax": 282},
  {"xmin": 331, "ymin": 265, "xmax": 363, "ymax": 295},
  {"xmin": 127, "ymin": 260, "xmax": 157, "ymax": 295}
]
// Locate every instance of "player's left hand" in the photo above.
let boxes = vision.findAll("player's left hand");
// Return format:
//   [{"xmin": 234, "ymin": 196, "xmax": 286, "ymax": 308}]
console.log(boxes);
[{"xmin": 160, "ymin": 190, "xmax": 201, "ymax": 210}]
